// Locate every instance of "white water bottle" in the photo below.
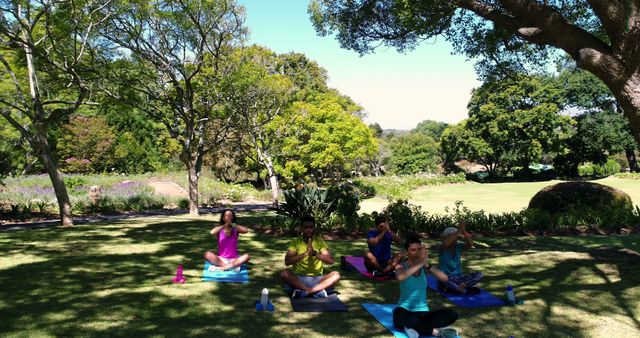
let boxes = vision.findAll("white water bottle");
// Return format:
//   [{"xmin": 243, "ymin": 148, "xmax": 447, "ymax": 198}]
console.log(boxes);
[
  {"xmin": 260, "ymin": 288, "xmax": 269, "ymax": 309},
  {"xmin": 506, "ymin": 285, "xmax": 516, "ymax": 304}
]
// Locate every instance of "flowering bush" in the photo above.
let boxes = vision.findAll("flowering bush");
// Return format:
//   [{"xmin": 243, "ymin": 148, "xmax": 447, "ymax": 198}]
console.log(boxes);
[{"xmin": 63, "ymin": 157, "xmax": 92, "ymax": 174}]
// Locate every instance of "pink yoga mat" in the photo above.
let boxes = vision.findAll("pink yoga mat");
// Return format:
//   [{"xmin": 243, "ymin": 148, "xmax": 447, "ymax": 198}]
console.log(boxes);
[{"xmin": 344, "ymin": 256, "xmax": 394, "ymax": 281}]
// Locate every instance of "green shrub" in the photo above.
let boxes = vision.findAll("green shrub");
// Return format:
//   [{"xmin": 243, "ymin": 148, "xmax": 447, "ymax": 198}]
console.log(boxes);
[
  {"xmin": 529, "ymin": 181, "xmax": 632, "ymax": 214},
  {"xmin": 86, "ymin": 196, "xmax": 117, "ymax": 214},
  {"xmin": 278, "ymin": 186, "xmax": 337, "ymax": 229},
  {"xmin": 260, "ymin": 215, "xmax": 298, "ymax": 233},
  {"xmin": 352, "ymin": 180, "xmax": 376, "ymax": 198},
  {"xmin": 328, "ymin": 183, "xmax": 360, "ymax": 229},
  {"xmin": 382, "ymin": 200, "xmax": 429, "ymax": 235},
  {"xmin": 354, "ymin": 173, "xmax": 466, "ymax": 200},
  {"xmin": 178, "ymin": 198, "xmax": 190, "ymax": 209},
  {"xmin": 578, "ymin": 159, "xmax": 621, "ymax": 177},
  {"xmin": 615, "ymin": 172, "xmax": 640, "ymax": 180},
  {"xmin": 65, "ymin": 176, "xmax": 87, "ymax": 190}
]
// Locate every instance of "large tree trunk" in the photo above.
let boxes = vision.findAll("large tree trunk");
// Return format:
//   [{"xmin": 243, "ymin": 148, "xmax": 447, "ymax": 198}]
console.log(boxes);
[
  {"xmin": 625, "ymin": 148, "xmax": 639, "ymax": 172},
  {"xmin": 187, "ymin": 165, "xmax": 200, "ymax": 215},
  {"xmin": 185, "ymin": 154, "xmax": 200, "ymax": 216},
  {"xmin": 613, "ymin": 74, "xmax": 640, "ymax": 145},
  {"xmin": 31, "ymin": 130, "xmax": 73, "ymax": 226},
  {"xmin": 39, "ymin": 153, "xmax": 73, "ymax": 226}
]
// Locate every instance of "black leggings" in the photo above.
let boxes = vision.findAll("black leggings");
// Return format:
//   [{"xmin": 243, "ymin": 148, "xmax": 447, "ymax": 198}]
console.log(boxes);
[{"xmin": 393, "ymin": 307, "xmax": 458, "ymax": 336}]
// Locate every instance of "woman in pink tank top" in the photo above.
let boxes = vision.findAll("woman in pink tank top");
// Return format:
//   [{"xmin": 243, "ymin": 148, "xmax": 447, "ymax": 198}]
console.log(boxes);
[{"xmin": 204, "ymin": 209, "xmax": 250, "ymax": 272}]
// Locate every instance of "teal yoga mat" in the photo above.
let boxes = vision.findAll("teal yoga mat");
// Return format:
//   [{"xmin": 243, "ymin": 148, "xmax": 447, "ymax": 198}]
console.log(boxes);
[
  {"xmin": 202, "ymin": 261, "xmax": 249, "ymax": 283},
  {"xmin": 361, "ymin": 303, "xmax": 438, "ymax": 338}
]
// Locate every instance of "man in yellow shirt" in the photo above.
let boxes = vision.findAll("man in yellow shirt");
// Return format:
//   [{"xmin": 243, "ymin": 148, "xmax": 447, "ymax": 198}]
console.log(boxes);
[{"xmin": 281, "ymin": 216, "xmax": 341, "ymax": 298}]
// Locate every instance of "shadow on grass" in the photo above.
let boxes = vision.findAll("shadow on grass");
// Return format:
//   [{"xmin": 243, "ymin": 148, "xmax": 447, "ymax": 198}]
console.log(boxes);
[{"xmin": 1, "ymin": 216, "xmax": 639, "ymax": 337}]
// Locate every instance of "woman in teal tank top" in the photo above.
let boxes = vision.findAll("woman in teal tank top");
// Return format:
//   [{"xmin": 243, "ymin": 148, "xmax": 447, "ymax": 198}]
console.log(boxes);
[{"xmin": 393, "ymin": 235, "xmax": 458, "ymax": 338}]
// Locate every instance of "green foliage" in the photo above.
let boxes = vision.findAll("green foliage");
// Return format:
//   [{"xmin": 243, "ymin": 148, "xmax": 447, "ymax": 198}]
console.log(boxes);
[
  {"xmin": 382, "ymin": 199, "xmax": 428, "ymax": 235},
  {"xmin": 260, "ymin": 215, "xmax": 299, "ymax": 233},
  {"xmin": 278, "ymin": 186, "xmax": 337, "ymax": 227},
  {"xmin": 56, "ymin": 116, "xmax": 118, "ymax": 173},
  {"xmin": 65, "ymin": 177, "xmax": 87, "ymax": 190},
  {"xmin": 578, "ymin": 160, "xmax": 622, "ymax": 177},
  {"xmin": 412, "ymin": 120, "xmax": 449, "ymax": 141},
  {"xmin": 328, "ymin": 183, "xmax": 360, "ymax": 229},
  {"xmin": 378, "ymin": 199, "xmax": 640, "ymax": 236},
  {"xmin": 555, "ymin": 109, "xmax": 637, "ymax": 177},
  {"xmin": 276, "ymin": 91, "xmax": 378, "ymax": 181},
  {"xmin": 387, "ymin": 132, "xmax": 440, "ymax": 174},
  {"xmin": 177, "ymin": 199, "xmax": 190, "ymax": 210},
  {"xmin": 277, "ymin": 183, "xmax": 361, "ymax": 231},
  {"xmin": 529, "ymin": 181, "xmax": 633, "ymax": 214},
  {"xmin": 354, "ymin": 173, "xmax": 466, "ymax": 200},
  {"xmin": 615, "ymin": 172, "xmax": 640, "ymax": 180},
  {"xmin": 445, "ymin": 75, "xmax": 572, "ymax": 176}
]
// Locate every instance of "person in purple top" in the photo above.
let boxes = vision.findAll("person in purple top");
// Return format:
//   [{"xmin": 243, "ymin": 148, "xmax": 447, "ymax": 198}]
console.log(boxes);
[
  {"xmin": 364, "ymin": 215, "xmax": 403, "ymax": 277},
  {"xmin": 204, "ymin": 209, "xmax": 250, "ymax": 272}
]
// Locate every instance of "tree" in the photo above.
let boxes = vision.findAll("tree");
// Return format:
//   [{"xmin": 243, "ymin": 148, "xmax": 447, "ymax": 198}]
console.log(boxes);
[
  {"xmin": 278, "ymin": 92, "xmax": 378, "ymax": 183},
  {"xmin": 0, "ymin": 0, "xmax": 111, "ymax": 226},
  {"xmin": 442, "ymin": 75, "xmax": 572, "ymax": 176},
  {"xmin": 309, "ymin": 1, "xmax": 640, "ymax": 144},
  {"xmin": 57, "ymin": 115, "xmax": 117, "ymax": 173},
  {"xmin": 388, "ymin": 132, "xmax": 440, "ymax": 174},
  {"xmin": 102, "ymin": 0, "xmax": 246, "ymax": 215},
  {"xmin": 554, "ymin": 67, "xmax": 639, "ymax": 172},
  {"xmin": 220, "ymin": 45, "xmax": 295, "ymax": 207},
  {"xmin": 413, "ymin": 120, "xmax": 449, "ymax": 141},
  {"xmin": 555, "ymin": 109, "xmax": 639, "ymax": 176}
]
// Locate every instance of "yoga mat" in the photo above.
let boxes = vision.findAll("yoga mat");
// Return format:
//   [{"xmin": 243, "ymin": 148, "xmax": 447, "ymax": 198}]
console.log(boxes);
[
  {"xmin": 202, "ymin": 261, "xmax": 249, "ymax": 283},
  {"xmin": 343, "ymin": 256, "xmax": 394, "ymax": 281},
  {"xmin": 426, "ymin": 275, "xmax": 505, "ymax": 308},
  {"xmin": 362, "ymin": 303, "xmax": 437, "ymax": 338},
  {"xmin": 289, "ymin": 293, "xmax": 348, "ymax": 312}
]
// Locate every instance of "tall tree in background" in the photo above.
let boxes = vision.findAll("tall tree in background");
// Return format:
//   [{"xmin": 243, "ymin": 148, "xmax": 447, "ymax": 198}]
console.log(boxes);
[
  {"xmin": 221, "ymin": 46, "xmax": 294, "ymax": 207},
  {"xmin": 102, "ymin": 0, "xmax": 246, "ymax": 215},
  {"xmin": 442, "ymin": 75, "xmax": 572, "ymax": 176},
  {"xmin": 278, "ymin": 92, "xmax": 378, "ymax": 183},
  {"xmin": 0, "ymin": 0, "xmax": 111, "ymax": 226},
  {"xmin": 310, "ymin": 1, "xmax": 640, "ymax": 144}
]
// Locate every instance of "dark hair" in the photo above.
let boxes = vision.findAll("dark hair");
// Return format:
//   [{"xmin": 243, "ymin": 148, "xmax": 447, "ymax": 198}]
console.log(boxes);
[
  {"xmin": 404, "ymin": 233, "xmax": 422, "ymax": 250},
  {"xmin": 374, "ymin": 215, "xmax": 388, "ymax": 226},
  {"xmin": 219, "ymin": 209, "xmax": 236, "ymax": 225},
  {"xmin": 300, "ymin": 215, "xmax": 315, "ymax": 227}
]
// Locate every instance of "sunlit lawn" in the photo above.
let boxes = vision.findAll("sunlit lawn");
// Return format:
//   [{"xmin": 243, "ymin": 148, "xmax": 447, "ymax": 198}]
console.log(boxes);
[
  {"xmin": 1, "ymin": 212, "xmax": 639, "ymax": 337},
  {"xmin": 360, "ymin": 177, "xmax": 640, "ymax": 214}
]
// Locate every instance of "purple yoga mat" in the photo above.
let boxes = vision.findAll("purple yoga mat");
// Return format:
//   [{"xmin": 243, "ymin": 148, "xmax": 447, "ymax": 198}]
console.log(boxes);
[{"xmin": 344, "ymin": 256, "xmax": 394, "ymax": 281}]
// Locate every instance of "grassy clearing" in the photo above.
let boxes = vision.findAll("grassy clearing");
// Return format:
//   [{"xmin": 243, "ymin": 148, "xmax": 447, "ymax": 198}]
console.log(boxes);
[
  {"xmin": 1, "ymin": 213, "xmax": 639, "ymax": 337},
  {"xmin": 360, "ymin": 177, "xmax": 640, "ymax": 214}
]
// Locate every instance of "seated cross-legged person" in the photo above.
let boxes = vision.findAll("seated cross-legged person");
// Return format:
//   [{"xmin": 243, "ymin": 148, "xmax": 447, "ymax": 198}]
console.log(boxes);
[
  {"xmin": 281, "ymin": 216, "xmax": 340, "ymax": 298},
  {"xmin": 393, "ymin": 235, "xmax": 459, "ymax": 338},
  {"xmin": 438, "ymin": 220, "xmax": 483, "ymax": 294},
  {"xmin": 204, "ymin": 209, "xmax": 250, "ymax": 272},
  {"xmin": 365, "ymin": 215, "xmax": 404, "ymax": 278}
]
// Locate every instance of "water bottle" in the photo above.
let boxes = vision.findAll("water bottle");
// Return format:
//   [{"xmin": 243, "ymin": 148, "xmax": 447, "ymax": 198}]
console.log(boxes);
[
  {"xmin": 506, "ymin": 285, "xmax": 516, "ymax": 305},
  {"xmin": 260, "ymin": 288, "xmax": 269, "ymax": 310}
]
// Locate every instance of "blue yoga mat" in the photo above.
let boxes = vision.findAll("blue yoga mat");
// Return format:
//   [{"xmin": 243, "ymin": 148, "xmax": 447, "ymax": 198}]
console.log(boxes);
[
  {"xmin": 361, "ymin": 303, "xmax": 438, "ymax": 338},
  {"xmin": 202, "ymin": 261, "xmax": 249, "ymax": 283},
  {"xmin": 426, "ymin": 275, "xmax": 505, "ymax": 308}
]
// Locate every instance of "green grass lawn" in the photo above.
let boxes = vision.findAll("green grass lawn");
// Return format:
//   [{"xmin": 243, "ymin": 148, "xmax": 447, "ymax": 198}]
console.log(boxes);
[
  {"xmin": 1, "ymin": 213, "xmax": 639, "ymax": 337},
  {"xmin": 360, "ymin": 177, "xmax": 640, "ymax": 214}
]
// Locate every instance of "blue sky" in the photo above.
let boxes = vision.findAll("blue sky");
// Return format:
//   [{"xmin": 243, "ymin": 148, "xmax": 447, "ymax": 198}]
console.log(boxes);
[{"xmin": 238, "ymin": 0, "xmax": 481, "ymax": 130}]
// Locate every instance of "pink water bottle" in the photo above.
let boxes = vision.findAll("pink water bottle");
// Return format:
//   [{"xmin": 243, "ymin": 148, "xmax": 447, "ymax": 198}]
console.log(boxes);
[{"xmin": 172, "ymin": 264, "xmax": 186, "ymax": 283}]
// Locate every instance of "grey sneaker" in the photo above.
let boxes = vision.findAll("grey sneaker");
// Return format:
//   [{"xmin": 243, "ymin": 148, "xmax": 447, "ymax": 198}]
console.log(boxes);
[
  {"xmin": 313, "ymin": 289, "xmax": 328, "ymax": 298},
  {"xmin": 437, "ymin": 327, "xmax": 459, "ymax": 338},
  {"xmin": 291, "ymin": 289, "xmax": 308, "ymax": 299},
  {"xmin": 404, "ymin": 327, "xmax": 419, "ymax": 338}
]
